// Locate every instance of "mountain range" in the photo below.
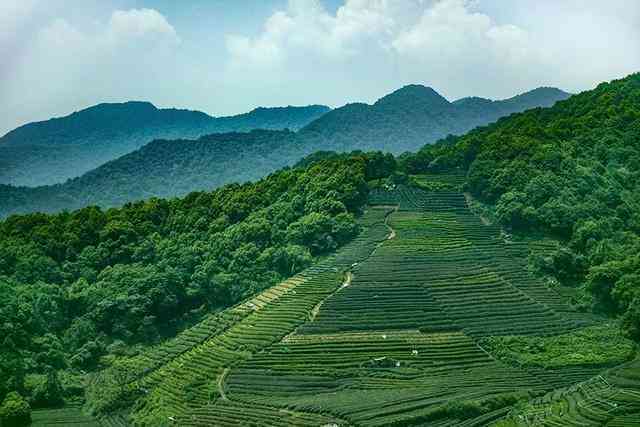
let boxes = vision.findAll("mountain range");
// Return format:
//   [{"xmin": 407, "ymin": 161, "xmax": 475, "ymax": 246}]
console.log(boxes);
[
  {"xmin": 299, "ymin": 85, "xmax": 569, "ymax": 153},
  {"xmin": 0, "ymin": 85, "xmax": 570, "ymax": 217},
  {"xmin": 0, "ymin": 102, "xmax": 330, "ymax": 187}
]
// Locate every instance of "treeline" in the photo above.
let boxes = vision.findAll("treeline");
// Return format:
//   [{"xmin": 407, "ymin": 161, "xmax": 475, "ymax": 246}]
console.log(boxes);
[
  {"xmin": 402, "ymin": 73, "xmax": 640, "ymax": 340},
  {"xmin": 0, "ymin": 153, "xmax": 395, "ymax": 422}
]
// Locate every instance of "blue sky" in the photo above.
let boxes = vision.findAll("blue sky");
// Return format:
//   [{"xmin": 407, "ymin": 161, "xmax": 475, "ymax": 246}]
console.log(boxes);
[{"xmin": 1, "ymin": 0, "xmax": 639, "ymax": 135}]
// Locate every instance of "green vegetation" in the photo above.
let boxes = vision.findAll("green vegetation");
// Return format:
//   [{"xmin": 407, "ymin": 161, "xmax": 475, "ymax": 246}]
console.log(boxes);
[
  {"xmin": 2, "ymin": 73, "xmax": 640, "ymax": 425},
  {"xmin": 494, "ymin": 359, "xmax": 640, "ymax": 426},
  {"xmin": 299, "ymin": 85, "xmax": 569, "ymax": 154},
  {"xmin": 0, "ymin": 392, "xmax": 31, "ymax": 427},
  {"xmin": 403, "ymin": 73, "xmax": 640, "ymax": 340},
  {"xmin": 482, "ymin": 325, "xmax": 636, "ymax": 369},
  {"xmin": 0, "ymin": 153, "xmax": 395, "ymax": 418},
  {"xmin": 87, "ymin": 206, "xmax": 393, "ymax": 424},
  {"xmin": 82, "ymin": 181, "xmax": 640, "ymax": 426},
  {"xmin": 0, "ymin": 130, "xmax": 301, "ymax": 216}
]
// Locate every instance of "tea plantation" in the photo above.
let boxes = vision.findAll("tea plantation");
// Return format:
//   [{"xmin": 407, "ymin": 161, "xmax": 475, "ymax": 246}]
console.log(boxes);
[{"xmin": 84, "ymin": 177, "xmax": 639, "ymax": 426}]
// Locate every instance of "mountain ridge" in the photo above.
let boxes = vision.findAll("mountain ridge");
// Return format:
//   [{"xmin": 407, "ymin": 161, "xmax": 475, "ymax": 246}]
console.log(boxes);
[
  {"xmin": 0, "ymin": 103, "xmax": 331, "ymax": 186},
  {"xmin": 0, "ymin": 84, "xmax": 571, "ymax": 217}
]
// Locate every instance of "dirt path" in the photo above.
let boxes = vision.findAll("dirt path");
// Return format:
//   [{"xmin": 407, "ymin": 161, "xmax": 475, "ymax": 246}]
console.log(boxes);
[
  {"xmin": 385, "ymin": 206, "xmax": 398, "ymax": 240},
  {"xmin": 388, "ymin": 226, "xmax": 396, "ymax": 240},
  {"xmin": 217, "ymin": 368, "xmax": 229, "ymax": 401},
  {"xmin": 463, "ymin": 192, "xmax": 491, "ymax": 225},
  {"xmin": 309, "ymin": 271, "xmax": 352, "ymax": 322}
]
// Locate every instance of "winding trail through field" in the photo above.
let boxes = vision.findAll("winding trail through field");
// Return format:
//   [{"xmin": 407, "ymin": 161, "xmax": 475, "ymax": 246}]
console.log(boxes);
[
  {"xmin": 383, "ymin": 206, "xmax": 398, "ymax": 240},
  {"xmin": 217, "ymin": 368, "xmax": 229, "ymax": 401},
  {"xmin": 309, "ymin": 207, "xmax": 397, "ymax": 323},
  {"xmin": 309, "ymin": 271, "xmax": 352, "ymax": 322}
]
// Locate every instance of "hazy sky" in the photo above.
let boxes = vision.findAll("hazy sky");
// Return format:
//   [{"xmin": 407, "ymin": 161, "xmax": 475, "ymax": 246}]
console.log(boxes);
[{"xmin": 1, "ymin": 0, "xmax": 639, "ymax": 135}]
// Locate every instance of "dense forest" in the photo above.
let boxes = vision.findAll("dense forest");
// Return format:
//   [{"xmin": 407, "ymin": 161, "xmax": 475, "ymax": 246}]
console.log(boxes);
[
  {"xmin": 402, "ymin": 73, "xmax": 640, "ymax": 340},
  {"xmin": 0, "ymin": 153, "xmax": 395, "ymax": 424},
  {"xmin": 0, "ymin": 102, "xmax": 330, "ymax": 187},
  {"xmin": 0, "ymin": 86, "xmax": 569, "ymax": 218}
]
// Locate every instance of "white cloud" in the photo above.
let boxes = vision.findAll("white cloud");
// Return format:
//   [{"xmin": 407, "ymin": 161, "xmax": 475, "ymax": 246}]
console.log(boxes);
[
  {"xmin": 1, "ymin": 0, "xmax": 639, "ymax": 136},
  {"xmin": 0, "ymin": 8, "xmax": 181, "ymax": 134},
  {"xmin": 35, "ymin": 8, "xmax": 179, "ymax": 53},
  {"xmin": 224, "ymin": 0, "xmax": 639, "ymax": 102},
  {"xmin": 0, "ymin": 0, "xmax": 38, "ymax": 81},
  {"xmin": 226, "ymin": 0, "xmax": 534, "ymax": 67},
  {"xmin": 225, "ymin": 0, "xmax": 401, "ymax": 68},
  {"xmin": 106, "ymin": 8, "xmax": 179, "ymax": 45},
  {"xmin": 392, "ymin": 0, "xmax": 530, "ymax": 60},
  {"xmin": 224, "ymin": 0, "xmax": 548, "ymax": 100}
]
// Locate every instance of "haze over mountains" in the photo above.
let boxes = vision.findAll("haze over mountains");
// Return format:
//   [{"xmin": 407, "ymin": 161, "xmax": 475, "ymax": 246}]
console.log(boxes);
[
  {"xmin": 0, "ymin": 102, "xmax": 330, "ymax": 187},
  {"xmin": 299, "ymin": 85, "xmax": 569, "ymax": 153},
  {"xmin": 0, "ymin": 85, "xmax": 569, "ymax": 217}
]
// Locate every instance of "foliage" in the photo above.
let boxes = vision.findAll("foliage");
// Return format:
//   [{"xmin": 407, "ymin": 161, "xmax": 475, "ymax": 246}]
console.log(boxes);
[
  {"xmin": 301, "ymin": 85, "xmax": 568, "ymax": 155},
  {"xmin": 481, "ymin": 325, "xmax": 636, "ymax": 369},
  {"xmin": 386, "ymin": 392, "xmax": 531, "ymax": 426},
  {"xmin": 0, "ymin": 154, "xmax": 391, "ymax": 407},
  {"xmin": 0, "ymin": 392, "xmax": 31, "ymax": 427},
  {"xmin": 403, "ymin": 73, "xmax": 640, "ymax": 338}
]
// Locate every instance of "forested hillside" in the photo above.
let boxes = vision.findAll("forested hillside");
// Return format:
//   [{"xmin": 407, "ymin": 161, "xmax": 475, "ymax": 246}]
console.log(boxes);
[
  {"xmin": 0, "ymin": 86, "xmax": 568, "ymax": 218},
  {"xmin": 0, "ymin": 153, "xmax": 395, "ymax": 424},
  {"xmin": 0, "ymin": 102, "xmax": 329, "ymax": 187},
  {"xmin": 403, "ymin": 72, "xmax": 640, "ymax": 339},
  {"xmin": 0, "ymin": 130, "xmax": 300, "ymax": 214},
  {"xmin": 88, "ymin": 172, "xmax": 640, "ymax": 426}
]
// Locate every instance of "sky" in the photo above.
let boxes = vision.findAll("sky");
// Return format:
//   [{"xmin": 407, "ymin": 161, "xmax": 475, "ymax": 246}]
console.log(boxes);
[{"xmin": 1, "ymin": 0, "xmax": 639, "ymax": 135}]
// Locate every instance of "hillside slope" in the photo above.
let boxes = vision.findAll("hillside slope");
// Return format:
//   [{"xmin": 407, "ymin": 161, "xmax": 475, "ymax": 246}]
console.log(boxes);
[
  {"xmin": 405, "ymin": 72, "xmax": 640, "ymax": 341},
  {"xmin": 0, "ymin": 155, "xmax": 386, "ymax": 425},
  {"xmin": 0, "ymin": 130, "xmax": 301, "ymax": 213},
  {"xmin": 0, "ymin": 102, "xmax": 330, "ymax": 186},
  {"xmin": 0, "ymin": 86, "xmax": 569, "ymax": 217},
  {"xmin": 87, "ymin": 181, "xmax": 640, "ymax": 426}
]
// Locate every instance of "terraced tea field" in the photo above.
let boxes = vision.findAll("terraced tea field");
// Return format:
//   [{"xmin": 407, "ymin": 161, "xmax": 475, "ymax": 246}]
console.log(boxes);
[{"xmin": 90, "ymin": 182, "xmax": 639, "ymax": 426}]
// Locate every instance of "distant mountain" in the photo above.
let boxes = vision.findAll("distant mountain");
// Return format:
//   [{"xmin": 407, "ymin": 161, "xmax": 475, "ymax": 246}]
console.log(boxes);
[
  {"xmin": 0, "ymin": 130, "xmax": 300, "ymax": 213},
  {"xmin": 0, "ymin": 102, "xmax": 330, "ymax": 186},
  {"xmin": 0, "ymin": 85, "xmax": 570, "ymax": 217},
  {"xmin": 298, "ymin": 85, "xmax": 570, "ymax": 153}
]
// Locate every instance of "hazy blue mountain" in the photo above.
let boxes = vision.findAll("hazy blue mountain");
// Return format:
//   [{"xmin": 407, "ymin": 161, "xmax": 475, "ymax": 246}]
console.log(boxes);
[
  {"xmin": 0, "ymin": 102, "xmax": 330, "ymax": 186},
  {"xmin": 0, "ymin": 85, "xmax": 570, "ymax": 217},
  {"xmin": 297, "ymin": 85, "xmax": 571, "ymax": 153}
]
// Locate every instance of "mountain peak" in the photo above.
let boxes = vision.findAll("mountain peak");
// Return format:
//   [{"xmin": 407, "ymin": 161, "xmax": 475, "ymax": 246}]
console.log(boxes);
[
  {"xmin": 501, "ymin": 87, "xmax": 571, "ymax": 109},
  {"xmin": 374, "ymin": 84, "xmax": 450, "ymax": 110}
]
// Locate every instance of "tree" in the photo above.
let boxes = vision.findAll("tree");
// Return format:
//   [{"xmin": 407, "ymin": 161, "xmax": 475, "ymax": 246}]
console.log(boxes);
[{"xmin": 0, "ymin": 392, "xmax": 31, "ymax": 427}]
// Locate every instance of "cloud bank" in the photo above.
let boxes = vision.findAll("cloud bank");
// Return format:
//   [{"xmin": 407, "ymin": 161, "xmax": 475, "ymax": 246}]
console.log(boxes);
[
  {"xmin": 1, "ymin": 0, "xmax": 639, "ymax": 135},
  {"xmin": 1, "ymin": 6, "xmax": 181, "ymax": 134}
]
